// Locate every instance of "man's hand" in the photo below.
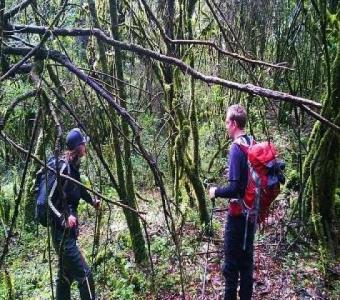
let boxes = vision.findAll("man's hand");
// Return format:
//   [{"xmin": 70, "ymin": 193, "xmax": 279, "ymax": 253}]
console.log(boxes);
[
  {"xmin": 67, "ymin": 215, "xmax": 77, "ymax": 228},
  {"xmin": 209, "ymin": 187, "xmax": 217, "ymax": 199},
  {"xmin": 93, "ymin": 198, "xmax": 101, "ymax": 210}
]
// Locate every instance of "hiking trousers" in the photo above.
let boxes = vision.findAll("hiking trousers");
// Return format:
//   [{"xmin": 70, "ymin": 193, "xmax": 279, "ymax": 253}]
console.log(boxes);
[
  {"xmin": 223, "ymin": 214, "xmax": 255, "ymax": 300},
  {"xmin": 51, "ymin": 226, "xmax": 95, "ymax": 300}
]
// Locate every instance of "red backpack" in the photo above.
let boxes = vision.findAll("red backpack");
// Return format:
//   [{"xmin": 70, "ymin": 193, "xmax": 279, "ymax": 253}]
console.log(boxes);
[{"xmin": 234, "ymin": 136, "xmax": 285, "ymax": 224}]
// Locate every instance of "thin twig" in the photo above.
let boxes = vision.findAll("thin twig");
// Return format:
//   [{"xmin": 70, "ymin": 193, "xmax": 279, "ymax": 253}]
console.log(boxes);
[{"xmin": 49, "ymin": 64, "xmax": 151, "ymax": 95}]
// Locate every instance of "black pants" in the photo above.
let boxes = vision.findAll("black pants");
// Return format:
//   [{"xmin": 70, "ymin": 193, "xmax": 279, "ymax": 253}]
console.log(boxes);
[
  {"xmin": 223, "ymin": 214, "xmax": 255, "ymax": 300},
  {"xmin": 51, "ymin": 226, "xmax": 95, "ymax": 300}
]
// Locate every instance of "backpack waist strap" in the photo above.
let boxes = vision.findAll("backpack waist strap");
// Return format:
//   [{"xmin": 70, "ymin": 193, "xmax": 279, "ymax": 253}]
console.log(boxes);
[{"xmin": 229, "ymin": 199, "xmax": 243, "ymax": 216}]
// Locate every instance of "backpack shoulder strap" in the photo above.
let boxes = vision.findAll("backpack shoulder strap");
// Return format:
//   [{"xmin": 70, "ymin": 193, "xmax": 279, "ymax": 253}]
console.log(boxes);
[
  {"xmin": 233, "ymin": 135, "xmax": 255, "ymax": 153},
  {"xmin": 48, "ymin": 160, "xmax": 69, "ymax": 218},
  {"xmin": 59, "ymin": 156, "xmax": 70, "ymax": 173},
  {"xmin": 244, "ymin": 135, "xmax": 255, "ymax": 146}
]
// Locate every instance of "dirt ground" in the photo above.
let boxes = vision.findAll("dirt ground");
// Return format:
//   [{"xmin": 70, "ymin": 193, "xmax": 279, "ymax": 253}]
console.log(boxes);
[{"xmin": 165, "ymin": 197, "xmax": 338, "ymax": 300}]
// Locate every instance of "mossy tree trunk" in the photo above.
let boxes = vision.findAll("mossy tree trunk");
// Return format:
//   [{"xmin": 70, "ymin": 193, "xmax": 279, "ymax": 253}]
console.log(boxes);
[
  {"xmin": 161, "ymin": 0, "xmax": 209, "ymax": 225},
  {"xmin": 302, "ymin": 11, "xmax": 340, "ymax": 257},
  {"xmin": 87, "ymin": 0, "xmax": 147, "ymax": 263},
  {"xmin": 109, "ymin": 0, "xmax": 147, "ymax": 264},
  {"xmin": 164, "ymin": 0, "xmax": 177, "ymax": 193},
  {"xmin": 86, "ymin": 0, "xmax": 110, "ymax": 259},
  {"xmin": 23, "ymin": 127, "xmax": 45, "ymax": 226},
  {"xmin": 0, "ymin": 0, "xmax": 4, "ymax": 75},
  {"xmin": 184, "ymin": 0, "xmax": 209, "ymax": 225}
]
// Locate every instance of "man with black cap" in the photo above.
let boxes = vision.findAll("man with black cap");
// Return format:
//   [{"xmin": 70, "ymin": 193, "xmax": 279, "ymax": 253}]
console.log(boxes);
[{"xmin": 50, "ymin": 128, "xmax": 100, "ymax": 300}]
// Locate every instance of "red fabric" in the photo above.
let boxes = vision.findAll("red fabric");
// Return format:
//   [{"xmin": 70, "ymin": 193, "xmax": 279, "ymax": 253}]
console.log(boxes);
[
  {"xmin": 258, "ymin": 184, "xmax": 280, "ymax": 222},
  {"xmin": 248, "ymin": 142, "xmax": 277, "ymax": 174},
  {"xmin": 229, "ymin": 202, "xmax": 243, "ymax": 216}
]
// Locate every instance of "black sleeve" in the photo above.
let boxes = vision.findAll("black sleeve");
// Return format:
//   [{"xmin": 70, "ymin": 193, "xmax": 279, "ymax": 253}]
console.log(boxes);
[
  {"xmin": 81, "ymin": 187, "xmax": 94, "ymax": 205},
  {"xmin": 214, "ymin": 143, "xmax": 243, "ymax": 199},
  {"xmin": 50, "ymin": 211, "xmax": 66, "ymax": 228}
]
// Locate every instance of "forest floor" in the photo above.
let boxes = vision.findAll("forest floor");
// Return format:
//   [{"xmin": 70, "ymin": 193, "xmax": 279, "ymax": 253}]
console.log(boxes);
[
  {"xmin": 182, "ymin": 197, "xmax": 340, "ymax": 300},
  {"xmin": 136, "ymin": 192, "xmax": 340, "ymax": 300},
  {"xmin": 1, "ymin": 192, "xmax": 339, "ymax": 299}
]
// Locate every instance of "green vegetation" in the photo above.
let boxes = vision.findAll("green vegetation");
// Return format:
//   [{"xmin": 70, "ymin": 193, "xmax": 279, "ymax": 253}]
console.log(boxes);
[{"xmin": 0, "ymin": 0, "xmax": 339, "ymax": 299}]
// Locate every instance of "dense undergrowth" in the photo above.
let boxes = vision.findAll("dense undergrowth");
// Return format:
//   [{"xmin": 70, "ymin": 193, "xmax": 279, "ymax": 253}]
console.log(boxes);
[
  {"xmin": 1, "ymin": 178, "xmax": 339, "ymax": 299},
  {"xmin": 1, "ymin": 0, "xmax": 339, "ymax": 298},
  {"xmin": 1, "ymin": 103, "xmax": 339, "ymax": 299}
]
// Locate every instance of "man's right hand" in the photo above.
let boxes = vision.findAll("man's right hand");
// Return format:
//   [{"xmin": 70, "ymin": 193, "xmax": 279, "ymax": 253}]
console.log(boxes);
[
  {"xmin": 93, "ymin": 197, "xmax": 101, "ymax": 210},
  {"xmin": 209, "ymin": 187, "xmax": 217, "ymax": 199},
  {"xmin": 67, "ymin": 215, "xmax": 77, "ymax": 228}
]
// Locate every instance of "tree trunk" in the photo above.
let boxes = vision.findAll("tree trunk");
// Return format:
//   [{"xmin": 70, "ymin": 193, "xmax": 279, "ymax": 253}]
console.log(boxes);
[
  {"xmin": 86, "ymin": 0, "xmax": 147, "ymax": 263},
  {"xmin": 164, "ymin": 0, "xmax": 177, "ymax": 194},
  {"xmin": 185, "ymin": 0, "xmax": 209, "ymax": 225},
  {"xmin": 109, "ymin": 0, "xmax": 147, "ymax": 263},
  {"xmin": 0, "ymin": 0, "xmax": 4, "ymax": 75},
  {"xmin": 303, "ymin": 22, "xmax": 340, "ymax": 257}
]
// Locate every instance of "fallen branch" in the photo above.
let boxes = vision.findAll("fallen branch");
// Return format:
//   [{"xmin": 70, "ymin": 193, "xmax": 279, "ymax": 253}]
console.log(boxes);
[
  {"xmin": 182, "ymin": 250, "xmax": 223, "ymax": 257},
  {"xmin": 3, "ymin": 45, "xmax": 339, "ymax": 133},
  {"xmin": 300, "ymin": 104, "xmax": 340, "ymax": 134},
  {"xmin": 2, "ymin": 32, "xmax": 321, "ymax": 110}
]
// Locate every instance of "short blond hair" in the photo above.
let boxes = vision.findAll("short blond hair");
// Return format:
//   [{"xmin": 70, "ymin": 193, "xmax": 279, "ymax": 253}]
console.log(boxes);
[{"xmin": 227, "ymin": 104, "xmax": 247, "ymax": 129}]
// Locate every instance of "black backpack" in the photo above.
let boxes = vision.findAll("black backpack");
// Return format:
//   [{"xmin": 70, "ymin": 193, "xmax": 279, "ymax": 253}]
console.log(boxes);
[{"xmin": 35, "ymin": 156, "xmax": 69, "ymax": 227}]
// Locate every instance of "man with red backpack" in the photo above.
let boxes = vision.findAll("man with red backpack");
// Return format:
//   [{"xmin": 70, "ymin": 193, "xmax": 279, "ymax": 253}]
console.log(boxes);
[
  {"xmin": 209, "ymin": 104, "xmax": 284, "ymax": 300},
  {"xmin": 209, "ymin": 104, "xmax": 254, "ymax": 300}
]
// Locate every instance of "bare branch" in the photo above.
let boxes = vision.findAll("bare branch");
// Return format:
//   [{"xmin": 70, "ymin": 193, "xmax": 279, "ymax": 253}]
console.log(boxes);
[
  {"xmin": 170, "ymin": 39, "xmax": 294, "ymax": 71},
  {"xmin": 56, "ymin": 64, "xmax": 151, "ymax": 95},
  {"xmin": 3, "ymin": 26, "xmax": 321, "ymax": 109},
  {"xmin": 300, "ymin": 104, "xmax": 340, "ymax": 134},
  {"xmin": 4, "ymin": 37, "xmax": 337, "ymax": 137}
]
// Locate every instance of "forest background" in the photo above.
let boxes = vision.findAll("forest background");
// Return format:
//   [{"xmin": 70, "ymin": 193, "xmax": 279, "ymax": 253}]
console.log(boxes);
[{"xmin": 0, "ymin": 0, "xmax": 339, "ymax": 299}]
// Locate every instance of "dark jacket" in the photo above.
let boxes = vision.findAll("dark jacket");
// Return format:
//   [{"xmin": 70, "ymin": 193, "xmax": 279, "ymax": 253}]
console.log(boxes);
[
  {"xmin": 215, "ymin": 135, "xmax": 250, "ymax": 199},
  {"xmin": 51, "ymin": 158, "xmax": 93, "ymax": 230}
]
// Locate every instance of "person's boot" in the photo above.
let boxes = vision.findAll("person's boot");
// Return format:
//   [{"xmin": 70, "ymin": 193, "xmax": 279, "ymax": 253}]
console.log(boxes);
[
  {"xmin": 79, "ymin": 271, "xmax": 96, "ymax": 300},
  {"xmin": 56, "ymin": 275, "xmax": 71, "ymax": 300}
]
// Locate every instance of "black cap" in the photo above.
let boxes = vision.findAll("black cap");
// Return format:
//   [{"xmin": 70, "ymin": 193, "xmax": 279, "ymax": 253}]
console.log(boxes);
[{"xmin": 66, "ymin": 128, "xmax": 89, "ymax": 150}]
